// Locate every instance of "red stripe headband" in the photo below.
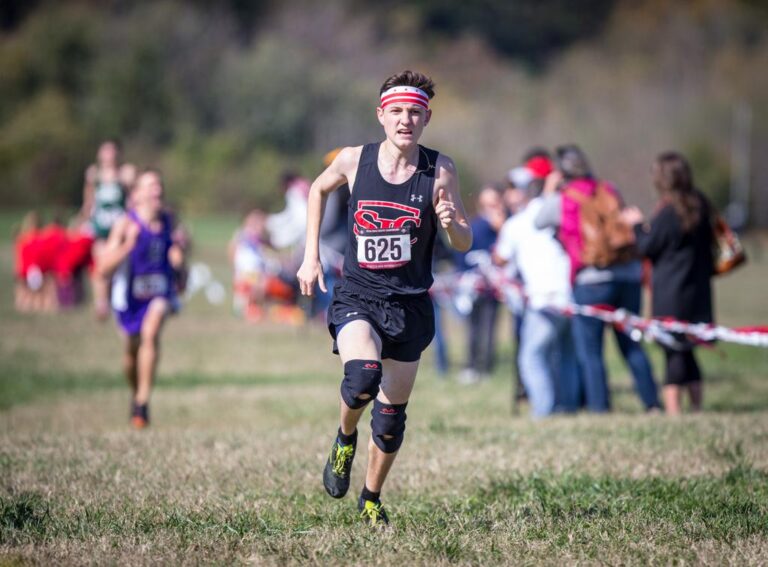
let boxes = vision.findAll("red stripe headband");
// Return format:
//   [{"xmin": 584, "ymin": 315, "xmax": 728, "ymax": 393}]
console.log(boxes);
[{"xmin": 380, "ymin": 86, "xmax": 430, "ymax": 110}]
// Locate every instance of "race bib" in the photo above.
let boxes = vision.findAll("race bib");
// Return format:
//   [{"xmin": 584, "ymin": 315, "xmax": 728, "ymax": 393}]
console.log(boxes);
[
  {"xmin": 357, "ymin": 228, "xmax": 411, "ymax": 270},
  {"xmin": 132, "ymin": 273, "xmax": 168, "ymax": 300}
]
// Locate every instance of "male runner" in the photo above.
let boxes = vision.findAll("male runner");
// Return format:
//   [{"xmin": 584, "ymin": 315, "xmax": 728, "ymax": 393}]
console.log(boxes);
[
  {"xmin": 98, "ymin": 169, "xmax": 185, "ymax": 429},
  {"xmin": 297, "ymin": 70, "xmax": 472, "ymax": 526}
]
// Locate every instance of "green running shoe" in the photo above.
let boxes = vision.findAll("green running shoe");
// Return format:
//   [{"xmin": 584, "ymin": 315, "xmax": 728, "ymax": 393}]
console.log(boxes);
[
  {"xmin": 323, "ymin": 434, "xmax": 356, "ymax": 498},
  {"xmin": 358, "ymin": 497, "xmax": 389, "ymax": 527}
]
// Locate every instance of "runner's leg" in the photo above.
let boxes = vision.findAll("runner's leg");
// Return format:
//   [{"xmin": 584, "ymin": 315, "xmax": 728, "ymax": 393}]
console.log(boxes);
[
  {"xmin": 336, "ymin": 319, "xmax": 383, "ymax": 434},
  {"xmin": 91, "ymin": 240, "xmax": 110, "ymax": 320},
  {"xmin": 323, "ymin": 319, "xmax": 383, "ymax": 499},
  {"xmin": 135, "ymin": 298, "xmax": 169, "ymax": 405},
  {"xmin": 124, "ymin": 334, "xmax": 140, "ymax": 395},
  {"xmin": 364, "ymin": 358, "xmax": 418, "ymax": 493}
]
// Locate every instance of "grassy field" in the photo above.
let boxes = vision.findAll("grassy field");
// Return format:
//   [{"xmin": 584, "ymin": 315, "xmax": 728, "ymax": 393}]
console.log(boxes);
[{"xmin": 2, "ymin": 213, "xmax": 768, "ymax": 565}]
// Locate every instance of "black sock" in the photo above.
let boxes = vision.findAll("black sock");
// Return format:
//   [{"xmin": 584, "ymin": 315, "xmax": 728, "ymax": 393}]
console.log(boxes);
[
  {"xmin": 360, "ymin": 485, "xmax": 380, "ymax": 503},
  {"xmin": 337, "ymin": 427, "xmax": 357, "ymax": 446}
]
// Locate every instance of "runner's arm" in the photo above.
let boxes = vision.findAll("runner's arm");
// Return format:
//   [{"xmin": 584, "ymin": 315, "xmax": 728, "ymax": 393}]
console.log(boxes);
[
  {"xmin": 98, "ymin": 216, "xmax": 138, "ymax": 278},
  {"xmin": 78, "ymin": 165, "xmax": 97, "ymax": 224},
  {"xmin": 297, "ymin": 146, "xmax": 359, "ymax": 296},
  {"xmin": 434, "ymin": 155, "xmax": 472, "ymax": 252}
]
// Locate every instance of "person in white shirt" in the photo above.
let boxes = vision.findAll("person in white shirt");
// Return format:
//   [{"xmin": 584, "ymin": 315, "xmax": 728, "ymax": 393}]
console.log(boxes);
[
  {"xmin": 495, "ymin": 171, "xmax": 580, "ymax": 417},
  {"xmin": 267, "ymin": 172, "xmax": 311, "ymax": 250}
]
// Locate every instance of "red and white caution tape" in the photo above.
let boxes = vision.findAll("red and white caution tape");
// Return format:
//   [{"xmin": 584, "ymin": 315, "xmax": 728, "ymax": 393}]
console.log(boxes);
[{"xmin": 432, "ymin": 253, "xmax": 768, "ymax": 349}]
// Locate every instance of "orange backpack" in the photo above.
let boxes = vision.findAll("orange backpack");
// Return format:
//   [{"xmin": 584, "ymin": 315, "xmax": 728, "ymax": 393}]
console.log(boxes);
[
  {"xmin": 564, "ymin": 183, "xmax": 637, "ymax": 268},
  {"xmin": 712, "ymin": 214, "xmax": 747, "ymax": 275}
]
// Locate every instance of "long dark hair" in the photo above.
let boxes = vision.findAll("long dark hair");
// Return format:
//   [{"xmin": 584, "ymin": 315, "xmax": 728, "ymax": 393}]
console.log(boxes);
[{"xmin": 652, "ymin": 151, "xmax": 704, "ymax": 233}]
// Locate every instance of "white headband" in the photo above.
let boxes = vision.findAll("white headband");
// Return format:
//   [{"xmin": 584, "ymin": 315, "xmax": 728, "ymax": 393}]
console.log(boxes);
[{"xmin": 380, "ymin": 86, "xmax": 430, "ymax": 110}]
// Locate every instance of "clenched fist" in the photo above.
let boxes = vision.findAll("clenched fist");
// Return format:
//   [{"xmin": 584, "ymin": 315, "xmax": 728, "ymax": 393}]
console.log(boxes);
[{"xmin": 435, "ymin": 187, "xmax": 456, "ymax": 230}]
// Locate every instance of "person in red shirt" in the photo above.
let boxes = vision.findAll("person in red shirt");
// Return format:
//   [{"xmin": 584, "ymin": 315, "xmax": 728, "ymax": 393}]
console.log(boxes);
[
  {"xmin": 54, "ymin": 228, "xmax": 94, "ymax": 308},
  {"xmin": 14, "ymin": 212, "xmax": 42, "ymax": 312}
]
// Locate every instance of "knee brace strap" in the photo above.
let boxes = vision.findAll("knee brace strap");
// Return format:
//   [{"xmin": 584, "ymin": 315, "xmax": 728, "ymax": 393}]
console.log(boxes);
[
  {"xmin": 340, "ymin": 360, "xmax": 382, "ymax": 409},
  {"xmin": 371, "ymin": 399, "xmax": 407, "ymax": 453}
]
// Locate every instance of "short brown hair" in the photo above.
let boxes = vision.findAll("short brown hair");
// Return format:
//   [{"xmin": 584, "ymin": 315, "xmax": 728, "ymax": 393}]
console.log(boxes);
[
  {"xmin": 380, "ymin": 70, "xmax": 435, "ymax": 99},
  {"xmin": 132, "ymin": 167, "xmax": 164, "ymax": 191}
]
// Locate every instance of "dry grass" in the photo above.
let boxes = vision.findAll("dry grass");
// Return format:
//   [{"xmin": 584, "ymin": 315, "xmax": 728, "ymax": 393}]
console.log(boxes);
[{"xmin": 2, "ymin": 215, "xmax": 768, "ymax": 565}]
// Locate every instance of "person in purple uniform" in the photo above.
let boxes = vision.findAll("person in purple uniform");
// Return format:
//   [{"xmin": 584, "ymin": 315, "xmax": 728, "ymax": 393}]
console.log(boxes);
[{"xmin": 99, "ymin": 169, "xmax": 186, "ymax": 429}]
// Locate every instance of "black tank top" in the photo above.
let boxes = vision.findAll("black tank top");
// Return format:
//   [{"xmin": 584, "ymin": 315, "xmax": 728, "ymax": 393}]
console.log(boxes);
[{"xmin": 342, "ymin": 142, "xmax": 439, "ymax": 297}]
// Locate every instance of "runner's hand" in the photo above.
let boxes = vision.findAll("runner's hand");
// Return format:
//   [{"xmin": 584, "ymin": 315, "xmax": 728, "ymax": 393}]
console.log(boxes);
[
  {"xmin": 123, "ymin": 220, "xmax": 141, "ymax": 249},
  {"xmin": 297, "ymin": 258, "xmax": 327, "ymax": 296},
  {"xmin": 435, "ymin": 188, "xmax": 456, "ymax": 230}
]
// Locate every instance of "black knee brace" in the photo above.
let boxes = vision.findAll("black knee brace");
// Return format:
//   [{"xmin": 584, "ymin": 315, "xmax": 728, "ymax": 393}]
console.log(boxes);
[
  {"xmin": 370, "ymin": 399, "xmax": 407, "ymax": 453},
  {"xmin": 340, "ymin": 360, "xmax": 382, "ymax": 409}
]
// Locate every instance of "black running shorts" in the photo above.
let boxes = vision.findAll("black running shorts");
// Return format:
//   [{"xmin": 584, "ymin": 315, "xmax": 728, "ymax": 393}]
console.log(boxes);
[{"xmin": 327, "ymin": 280, "xmax": 435, "ymax": 362}]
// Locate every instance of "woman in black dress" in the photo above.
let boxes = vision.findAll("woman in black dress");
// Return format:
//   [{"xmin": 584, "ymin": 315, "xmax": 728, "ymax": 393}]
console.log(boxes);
[{"xmin": 621, "ymin": 152, "xmax": 714, "ymax": 415}]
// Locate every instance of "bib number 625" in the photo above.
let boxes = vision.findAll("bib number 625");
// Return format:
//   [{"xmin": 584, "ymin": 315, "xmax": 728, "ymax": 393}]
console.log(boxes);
[{"xmin": 357, "ymin": 228, "xmax": 411, "ymax": 270}]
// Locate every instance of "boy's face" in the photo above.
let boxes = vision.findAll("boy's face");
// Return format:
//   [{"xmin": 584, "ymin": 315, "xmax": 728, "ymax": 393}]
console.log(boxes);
[
  {"xmin": 133, "ymin": 172, "xmax": 164, "ymax": 212},
  {"xmin": 376, "ymin": 102, "xmax": 431, "ymax": 149}
]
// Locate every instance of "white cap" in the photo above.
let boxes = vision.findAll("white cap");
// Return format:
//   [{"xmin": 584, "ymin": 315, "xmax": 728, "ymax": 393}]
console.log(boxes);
[{"xmin": 507, "ymin": 166, "xmax": 534, "ymax": 189}]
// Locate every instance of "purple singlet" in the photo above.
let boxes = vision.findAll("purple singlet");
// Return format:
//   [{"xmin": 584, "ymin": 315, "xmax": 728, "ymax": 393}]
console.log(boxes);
[{"xmin": 112, "ymin": 210, "xmax": 176, "ymax": 335}]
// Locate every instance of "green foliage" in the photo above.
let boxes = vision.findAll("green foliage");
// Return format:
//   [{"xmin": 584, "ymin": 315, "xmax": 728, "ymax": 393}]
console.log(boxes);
[
  {"xmin": 1, "ymin": 0, "xmax": 767, "ymax": 216},
  {"xmin": 389, "ymin": 0, "xmax": 617, "ymax": 67},
  {"xmin": 0, "ymin": 89, "xmax": 88, "ymax": 207},
  {"xmin": 685, "ymin": 141, "xmax": 732, "ymax": 209}
]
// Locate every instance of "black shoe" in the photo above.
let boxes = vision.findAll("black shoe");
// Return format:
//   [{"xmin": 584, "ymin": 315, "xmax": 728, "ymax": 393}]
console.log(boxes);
[
  {"xmin": 358, "ymin": 496, "xmax": 389, "ymax": 527},
  {"xmin": 131, "ymin": 401, "xmax": 149, "ymax": 429},
  {"xmin": 323, "ymin": 433, "xmax": 356, "ymax": 498}
]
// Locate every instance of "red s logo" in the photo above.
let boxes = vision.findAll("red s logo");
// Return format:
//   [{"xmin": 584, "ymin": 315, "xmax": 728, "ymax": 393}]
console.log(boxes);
[{"xmin": 353, "ymin": 200, "xmax": 422, "ymax": 243}]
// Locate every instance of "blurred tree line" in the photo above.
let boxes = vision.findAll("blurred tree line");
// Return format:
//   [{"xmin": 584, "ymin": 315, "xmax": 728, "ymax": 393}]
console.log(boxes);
[{"xmin": 1, "ymin": 0, "xmax": 767, "ymax": 223}]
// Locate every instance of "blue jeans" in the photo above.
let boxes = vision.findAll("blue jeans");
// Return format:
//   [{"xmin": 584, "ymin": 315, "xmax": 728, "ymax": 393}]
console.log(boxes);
[
  {"xmin": 572, "ymin": 281, "xmax": 659, "ymax": 412},
  {"xmin": 519, "ymin": 309, "xmax": 580, "ymax": 417},
  {"xmin": 466, "ymin": 294, "xmax": 499, "ymax": 374},
  {"xmin": 433, "ymin": 301, "xmax": 449, "ymax": 376}
]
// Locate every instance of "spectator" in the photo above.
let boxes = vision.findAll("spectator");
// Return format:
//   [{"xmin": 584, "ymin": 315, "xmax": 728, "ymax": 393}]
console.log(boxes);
[
  {"xmin": 536, "ymin": 145, "xmax": 660, "ymax": 413},
  {"xmin": 267, "ymin": 171, "xmax": 311, "ymax": 250},
  {"xmin": 457, "ymin": 185, "xmax": 507, "ymax": 384},
  {"xmin": 53, "ymin": 222, "xmax": 94, "ymax": 308},
  {"xmin": 430, "ymin": 232, "xmax": 457, "ymax": 378},
  {"xmin": 34, "ymin": 216, "xmax": 69, "ymax": 312},
  {"xmin": 14, "ymin": 212, "xmax": 94, "ymax": 312},
  {"xmin": 229, "ymin": 209, "xmax": 298, "ymax": 322},
  {"xmin": 621, "ymin": 151, "xmax": 714, "ymax": 415},
  {"xmin": 13, "ymin": 211, "xmax": 42, "ymax": 312},
  {"xmin": 495, "ymin": 174, "xmax": 579, "ymax": 417},
  {"xmin": 504, "ymin": 150, "xmax": 555, "ymax": 404},
  {"xmin": 230, "ymin": 210, "xmax": 271, "ymax": 319}
]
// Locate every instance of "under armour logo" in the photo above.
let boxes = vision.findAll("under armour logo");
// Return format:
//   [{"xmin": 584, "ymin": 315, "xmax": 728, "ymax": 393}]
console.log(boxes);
[{"xmin": 410, "ymin": 194, "xmax": 423, "ymax": 203}]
